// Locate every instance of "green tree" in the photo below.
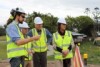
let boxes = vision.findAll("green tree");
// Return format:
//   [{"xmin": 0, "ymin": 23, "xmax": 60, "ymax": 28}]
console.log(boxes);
[
  {"xmin": 26, "ymin": 12, "xmax": 57, "ymax": 33},
  {"xmin": 0, "ymin": 26, "xmax": 6, "ymax": 36},
  {"xmin": 66, "ymin": 16, "xmax": 94, "ymax": 36},
  {"xmin": 84, "ymin": 8, "xmax": 90, "ymax": 16},
  {"xmin": 66, "ymin": 16, "xmax": 77, "ymax": 31}
]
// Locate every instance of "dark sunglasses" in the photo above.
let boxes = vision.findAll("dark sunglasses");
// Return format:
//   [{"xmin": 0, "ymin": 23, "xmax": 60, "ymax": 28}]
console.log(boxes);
[{"xmin": 21, "ymin": 15, "xmax": 25, "ymax": 18}]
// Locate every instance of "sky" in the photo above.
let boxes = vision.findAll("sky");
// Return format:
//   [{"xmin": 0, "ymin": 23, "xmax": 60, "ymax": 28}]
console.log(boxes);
[{"xmin": 0, "ymin": 0, "xmax": 100, "ymax": 26}]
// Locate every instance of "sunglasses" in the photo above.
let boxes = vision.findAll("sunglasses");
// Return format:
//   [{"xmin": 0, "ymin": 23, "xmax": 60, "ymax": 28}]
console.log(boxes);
[{"xmin": 21, "ymin": 15, "xmax": 25, "ymax": 18}]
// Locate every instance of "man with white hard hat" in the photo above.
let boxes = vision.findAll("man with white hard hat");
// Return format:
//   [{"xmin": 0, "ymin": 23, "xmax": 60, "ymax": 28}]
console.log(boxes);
[
  {"xmin": 53, "ymin": 18, "xmax": 75, "ymax": 67},
  {"xmin": 27, "ymin": 17, "xmax": 52, "ymax": 67},
  {"xmin": 6, "ymin": 8, "xmax": 40, "ymax": 67},
  {"xmin": 19, "ymin": 22, "xmax": 33, "ymax": 67}
]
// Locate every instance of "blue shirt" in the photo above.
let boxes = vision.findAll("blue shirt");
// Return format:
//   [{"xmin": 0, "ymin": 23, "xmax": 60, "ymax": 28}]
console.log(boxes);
[
  {"xmin": 6, "ymin": 21, "xmax": 20, "ymax": 42},
  {"xmin": 27, "ymin": 28, "xmax": 52, "ymax": 45}
]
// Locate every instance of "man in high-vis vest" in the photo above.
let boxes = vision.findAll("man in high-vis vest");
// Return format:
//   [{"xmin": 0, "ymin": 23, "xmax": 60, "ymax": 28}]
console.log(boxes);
[
  {"xmin": 53, "ymin": 18, "xmax": 75, "ymax": 67},
  {"xmin": 27, "ymin": 17, "xmax": 52, "ymax": 67},
  {"xmin": 6, "ymin": 8, "xmax": 40, "ymax": 67},
  {"xmin": 19, "ymin": 22, "xmax": 33, "ymax": 67}
]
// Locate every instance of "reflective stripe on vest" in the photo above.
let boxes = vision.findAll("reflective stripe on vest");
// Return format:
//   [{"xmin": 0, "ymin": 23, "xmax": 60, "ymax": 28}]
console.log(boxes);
[
  {"xmin": 54, "ymin": 31, "xmax": 71, "ymax": 40},
  {"xmin": 32, "ymin": 28, "xmax": 47, "ymax": 52},
  {"xmin": 24, "ymin": 41, "xmax": 32, "ymax": 61},
  {"xmin": 33, "ymin": 41, "xmax": 47, "ymax": 49},
  {"xmin": 7, "ymin": 23, "xmax": 28, "ymax": 58},
  {"xmin": 55, "ymin": 50, "xmax": 72, "ymax": 56},
  {"xmin": 53, "ymin": 31, "xmax": 73, "ymax": 60},
  {"xmin": 7, "ymin": 47, "xmax": 25, "ymax": 53},
  {"xmin": 24, "ymin": 36, "xmax": 32, "ymax": 60}
]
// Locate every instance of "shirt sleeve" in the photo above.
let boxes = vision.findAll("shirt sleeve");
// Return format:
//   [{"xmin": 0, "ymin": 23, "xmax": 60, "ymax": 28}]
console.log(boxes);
[
  {"xmin": 46, "ymin": 29, "xmax": 52, "ymax": 45},
  {"xmin": 6, "ymin": 24, "xmax": 20, "ymax": 42},
  {"xmin": 27, "ymin": 29, "xmax": 33, "ymax": 37}
]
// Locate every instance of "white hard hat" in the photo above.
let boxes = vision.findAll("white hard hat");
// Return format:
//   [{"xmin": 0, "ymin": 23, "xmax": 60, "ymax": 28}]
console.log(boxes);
[
  {"xmin": 19, "ymin": 22, "xmax": 29, "ymax": 28},
  {"xmin": 57, "ymin": 18, "xmax": 67, "ymax": 24},
  {"xmin": 16, "ymin": 8, "xmax": 25, "ymax": 14},
  {"xmin": 34, "ymin": 17, "xmax": 43, "ymax": 24}
]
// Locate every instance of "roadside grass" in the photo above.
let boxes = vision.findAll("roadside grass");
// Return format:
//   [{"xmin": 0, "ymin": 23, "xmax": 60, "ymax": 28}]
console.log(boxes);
[
  {"xmin": 0, "ymin": 42, "xmax": 7, "ymax": 60},
  {"xmin": 0, "ymin": 36, "xmax": 6, "ymax": 41},
  {"xmin": 80, "ymin": 41, "xmax": 100, "ymax": 64}
]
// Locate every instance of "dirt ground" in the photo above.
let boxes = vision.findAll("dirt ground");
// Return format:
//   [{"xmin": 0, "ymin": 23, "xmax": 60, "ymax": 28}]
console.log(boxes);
[
  {"xmin": 0, "ymin": 46, "xmax": 100, "ymax": 67},
  {"xmin": 0, "ymin": 60, "xmax": 100, "ymax": 67}
]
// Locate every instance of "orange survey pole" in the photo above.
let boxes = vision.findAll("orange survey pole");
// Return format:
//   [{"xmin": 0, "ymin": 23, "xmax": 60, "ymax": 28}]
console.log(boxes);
[{"xmin": 73, "ymin": 46, "xmax": 84, "ymax": 67}]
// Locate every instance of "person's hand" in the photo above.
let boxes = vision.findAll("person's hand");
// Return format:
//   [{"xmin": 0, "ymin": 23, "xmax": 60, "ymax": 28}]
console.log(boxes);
[
  {"xmin": 53, "ymin": 45, "xmax": 56, "ymax": 50},
  {"xmin": 31, "ymin": 50, "xmax": 35, "ymax": 54},
  {"xmin": 32, "ymin": 35, "xmax": 40, "ymax": 41},
  {"xmin": 27, "ymin": 50, "xmax": 32, "ymax": 54},
  {"xmin": 62, "ymin": 50, "xmax": 69, "ymax": 58},
  {"xmin": 27, "ymin": 50, "xmax": 35, "ymax": 54}
]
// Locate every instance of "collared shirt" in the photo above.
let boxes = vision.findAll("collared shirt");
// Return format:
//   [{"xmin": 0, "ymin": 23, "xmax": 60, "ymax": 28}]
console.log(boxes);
[
  {"xmin": 6, "ymin": 20, "xmax": 21, "ymax": 42},
  {"xmin": 27, "ymin": 28, "xmax": 52, "ymax": 45}
]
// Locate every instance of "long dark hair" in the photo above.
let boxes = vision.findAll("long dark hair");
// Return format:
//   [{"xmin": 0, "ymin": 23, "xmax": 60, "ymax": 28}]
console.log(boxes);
[
  {"xmin": 57, "ymin": 23, "xmax": 61, "ymax": 32},
  {"xmin": 6, "ymin": 8, "xmax": 24, "ymax": 26},
  {"xmin": 6, "ymin": 9, "xmax": 15, "ymax": 26},
  {"xmin": 57, "ymin": 23, "xmax": 65, "ymax": 35},
  {"xmin": 6, "ymin": 16, "xmax": 14, "ymax": 25}
]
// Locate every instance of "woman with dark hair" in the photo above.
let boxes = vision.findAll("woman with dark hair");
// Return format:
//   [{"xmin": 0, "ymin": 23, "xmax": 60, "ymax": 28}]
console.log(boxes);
[{"xmin": 53, "ymin": 18, "xmax": 75, "ymax": 67}]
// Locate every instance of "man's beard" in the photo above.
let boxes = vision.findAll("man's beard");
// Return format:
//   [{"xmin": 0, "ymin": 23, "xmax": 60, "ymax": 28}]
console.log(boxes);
[
  {"xmin": 18, "ymin": 20, "xmax": 23, "ymax": 24},
  {"xmin": 19, "ymin": 22, "xmax": 23, "ymax": 24}
]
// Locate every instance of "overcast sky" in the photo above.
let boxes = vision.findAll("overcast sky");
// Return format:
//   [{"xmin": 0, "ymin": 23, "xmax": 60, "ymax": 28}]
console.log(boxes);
[{"xmin": 0, "ymin": 0, "xmax": 100, "ymax": 26}]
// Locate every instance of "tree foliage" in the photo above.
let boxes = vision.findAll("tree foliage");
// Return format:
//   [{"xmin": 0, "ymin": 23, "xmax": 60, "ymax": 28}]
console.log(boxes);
[
  {"xmin": 0, "ymin": 26, "xmax": 6, "ymax": 36},
  {"xmin": 66, "ymin": 16, "xmax": 94, "ymax": 36},
  {"xmin": 26, "ymin": 12, "xmax": 57, "ymax": 33},
  {"xmin": 26, "ymin": 12, "xmax": 94, "ymax": 36}
]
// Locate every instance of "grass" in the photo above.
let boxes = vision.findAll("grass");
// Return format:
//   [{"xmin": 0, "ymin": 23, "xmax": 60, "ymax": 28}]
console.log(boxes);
[
  {"xmin": 80, "ymin": 41, "xmax": 100, "ymax": 64},
  {"xmin": 0, "ymin": 36, "xmax": 7, "ymax": 60},
  {"xmin": 0, "ymin": 36, "xmax": 6, "ymax": 41},
  {"xmin": 0, "ymin": 42, "xmax": 7, "ymax": 60}
]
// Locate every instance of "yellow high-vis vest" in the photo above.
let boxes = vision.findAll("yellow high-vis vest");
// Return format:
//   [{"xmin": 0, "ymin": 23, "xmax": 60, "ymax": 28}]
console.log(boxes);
[
  {"xmin": 32, "ymin": 28, "xmax": 47, "ymax": 52},
  {"xmin": 53, "ymin": 31, "xmax": 73, "ymax": 60},
  {"xmin": 6, "ymin": 24, "xmax": 28, "ymax": 58},
  {"xmin": 24, "ymin": 37, "xmax": 32, "ymax": 61}
]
